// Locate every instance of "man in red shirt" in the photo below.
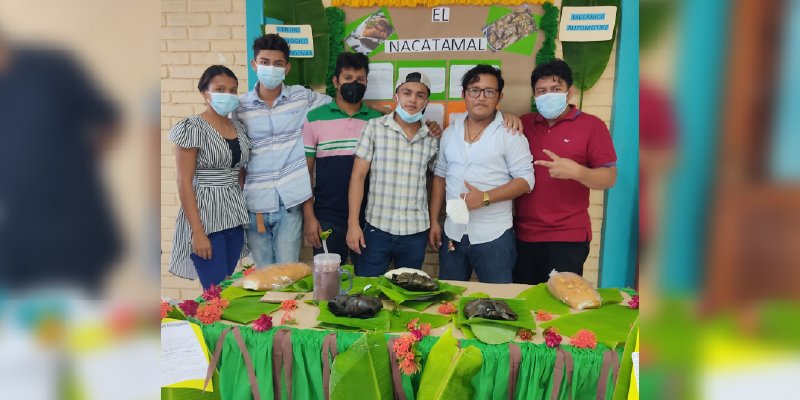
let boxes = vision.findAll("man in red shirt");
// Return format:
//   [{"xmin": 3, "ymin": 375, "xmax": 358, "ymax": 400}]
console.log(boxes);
[{"xmin": 513, "ymin": 59, "xmax": 618, "ymax": 284}]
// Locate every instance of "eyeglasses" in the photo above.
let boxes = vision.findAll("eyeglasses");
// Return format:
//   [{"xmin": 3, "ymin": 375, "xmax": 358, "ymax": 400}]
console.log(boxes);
[{"xmin": 465, "ymin": 87, "xmax": 499, "ymax": 99}]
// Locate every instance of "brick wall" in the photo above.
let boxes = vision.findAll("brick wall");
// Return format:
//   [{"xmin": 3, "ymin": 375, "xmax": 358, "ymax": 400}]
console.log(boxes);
[{"xmin": 160, "ymin": 0, "xmax": 617, "ymax": 299}]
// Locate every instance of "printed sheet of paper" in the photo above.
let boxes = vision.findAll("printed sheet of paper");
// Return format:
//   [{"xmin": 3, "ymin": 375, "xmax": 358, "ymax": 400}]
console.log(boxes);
[
  {"xmin": 364, "ymin": 62, "xmax": 394, "ymax": 100},
  {"xmin": 161, "ymin": 320, "xmax": 209, "ymax": 388},
  {"xmin": 448, "ymin": 62, "xmax": 501, "ymax": 99}
]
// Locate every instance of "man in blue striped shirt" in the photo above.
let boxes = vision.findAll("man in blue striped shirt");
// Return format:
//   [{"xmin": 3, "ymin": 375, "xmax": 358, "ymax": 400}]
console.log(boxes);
[{"xmin": 232, "ymin": 34, "xmax": 332, "ymax": 267}]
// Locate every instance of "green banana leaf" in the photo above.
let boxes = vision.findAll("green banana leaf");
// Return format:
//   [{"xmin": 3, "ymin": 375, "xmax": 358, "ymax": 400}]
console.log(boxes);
[
  {"xmin": 401, "ymin": 292, "xmax": 458, "ymax": 312},
  {"xmin": 539, "ymin": 304, "xmax": 638, "ymax": 348},
  {"xmin": 598, "ymin": 287, "xmax": 624, "ymax": 305},
  {"xmin": 330, "ymin": 332, "xmax": 394, "ymax": 400},
  {"xmin": 514, "ymin": 283, "xmax": 571, "ymax": 315},
  {"xmin": 469, "ymin": 322, "xmax": 519, "ymax": 345},
  {"xmin": 220, "ymin": 285, "xmax": 266, "ymax": 301},
  {"xmin": 264, "ymin": 0, "xmax": 331, "ymax": 87},
  {"xmin": 220, "ymin": 296, "xmax": 281, "ymax": 325},
  {"xmin": 317, "ymin": 301, "xmax": 391, "ymax": 331},
  {"xmin": 561, "ymin": 0, "xmax": 621, "ymax": 96},
  {"xmin": 377, "ymin": 277, "xmax": 466, "ymax": 306},
  {"xmin": 457, "ymin": 297, "xmax": 536, "ymax": 330},
  {"xmin": 388, "ymin": 310, "xmax": 452, "ymax": 332},
  {"xmin": 416, "ymin": 328, "xmax": 483, "ymax": 400},
  {"xmin": 348, "ymin": 275, "xmax": 383, "ymax": 297}
]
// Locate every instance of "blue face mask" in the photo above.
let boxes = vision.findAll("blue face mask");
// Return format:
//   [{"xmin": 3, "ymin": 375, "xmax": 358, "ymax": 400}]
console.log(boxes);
[
  {"xmin": 256, "ymin": 65, "xmax": 285, "ymax": 89},
  {"xmin": 208, "ymin": 93, "xmax": 239, "ymax": 116},
  {"xmin": 535, "ymin": 92, "xmax": 568, "ymax": 119},
  {"xmin": 395, "ymin": 97, "xmax": 426, "ymax": 123}
]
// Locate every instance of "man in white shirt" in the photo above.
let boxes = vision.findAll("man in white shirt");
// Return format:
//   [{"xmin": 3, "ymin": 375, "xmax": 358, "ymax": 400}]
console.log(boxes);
[{"xmin": 429, "ymin": 65, "xmax": 534, "ymax": 283}]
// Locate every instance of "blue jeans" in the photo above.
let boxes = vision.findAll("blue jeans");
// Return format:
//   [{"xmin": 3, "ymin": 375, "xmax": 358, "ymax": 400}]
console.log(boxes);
[
  {"xmin": 312, "ymin": 220, "xmax": 359, "ymax": 268},
  {"xmin": 245, "ymin": 203, "xmax": 303, "ymax": 267},
  {"xmin": 438, "ymin": 228, "xmax": 516, "ymax": 283},
  {"xmin": 190, "ymin": 226, "xmax": 245, "ymax": 289},
  {"xmin": 357, "ymin": 223, "xmax": 427, "ymax": 277}
]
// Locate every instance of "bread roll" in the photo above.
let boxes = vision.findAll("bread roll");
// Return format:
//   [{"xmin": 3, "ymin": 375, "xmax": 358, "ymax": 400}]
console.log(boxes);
[
  {"xmin": 241, "ymin": 262, "xmax": 312, "ymax": 291},
  {"xmin": 546, "ymin": 269, "xmax": 602, "ymax": 310}
]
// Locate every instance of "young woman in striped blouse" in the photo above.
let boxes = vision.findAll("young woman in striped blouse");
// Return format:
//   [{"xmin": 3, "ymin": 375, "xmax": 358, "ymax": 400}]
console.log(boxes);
[{"xmin": 168, "ymin": 65, "xmax": 252, "ymax": 289}]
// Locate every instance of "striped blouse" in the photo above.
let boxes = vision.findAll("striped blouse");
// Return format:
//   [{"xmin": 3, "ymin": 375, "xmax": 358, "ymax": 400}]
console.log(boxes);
[{"xmin": 168, "ymin": 115, "xmax": 252, "ymax": 280}]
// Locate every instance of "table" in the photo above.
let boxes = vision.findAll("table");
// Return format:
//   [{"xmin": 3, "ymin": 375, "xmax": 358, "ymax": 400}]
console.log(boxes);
[{"xmin": 163, "ymin": 279, "xmax": 638, "ymax": 400}]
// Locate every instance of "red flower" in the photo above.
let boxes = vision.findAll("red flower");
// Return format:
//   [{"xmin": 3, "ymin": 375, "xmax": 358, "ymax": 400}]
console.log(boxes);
[
  {"xmin": 410, "ymin": 329, "xmax": 423, "ymax": 341},
  {"xmin": 394, "ymin": 334, "xmax": 421, "ymax": 376},
  {"xmin": 206, "ymin": 297, "xmax": 230, "ymax": 310},
  {"xmin": 398, "ymin": 356, "xmax": 419, "ymax": 375},
  {"xmin": 544, "ymin": 327, "xmax": 562, "ymax": 348},
  {"xmin": 201, "ymin": 284, "xmax": 222, "ymax": 301},
  {"xmin": 252, "ymin": 314, "xmax": 273, "ymax": 332},
  {"xmin": 517, "ymin": 328, "xmax": 534, "ymax": 341},
  {"xmin": 196, "ymin": 303, "xmax": 223, "ymax": 324},
  {"xmin": 535, "ymin": 310, "xmax": 553, "ymax": 322},
  {"xmin": 406, "ymin": 318, "xmax": 420, "ymax": 331},
  {"xmin": 178, "ymin": 300, "xmax": 199, "ymax": 317},
  {"xmin": 419, "ymin": 323, "xmax": 431, "ymax": 337},
  {"xmin": 438, "ymin": 302, "xmax": 456, "ymax": 315},
  {"xmin": 280, "ymin": 299, "xmax": 298, "ymax": 312},
  {"xmin": 628, "ymin": 295, "xmax": 639, "ymax": 309},
  {"xmin": 160, "ymin": 300, "xmax": 171, "ymax": 319},
  {"xmin": 570, "ymin": 329, "xmax": 597, "ymax": 349}
]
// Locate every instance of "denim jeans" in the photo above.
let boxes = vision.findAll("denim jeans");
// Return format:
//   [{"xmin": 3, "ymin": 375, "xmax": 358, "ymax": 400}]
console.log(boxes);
[
  {"xmin": 356, "ymin": 223, "xmax": 428, "ymax": 277},
  {"xmin": 190, "ymin": 226, "xmax": 245, "ymax": 289},
  {"xmin": 245, "ymin": 203, "xmax": 303, "ymax": 267},
  {"xmin": 438, "ymin": 228, "xmax": 516, "ymax": 283}
]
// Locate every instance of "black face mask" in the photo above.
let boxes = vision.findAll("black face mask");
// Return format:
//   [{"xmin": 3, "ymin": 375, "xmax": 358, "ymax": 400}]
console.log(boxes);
[{"xmin": 339, "ymin": 81, "xmax": 367, "ymax": 104}]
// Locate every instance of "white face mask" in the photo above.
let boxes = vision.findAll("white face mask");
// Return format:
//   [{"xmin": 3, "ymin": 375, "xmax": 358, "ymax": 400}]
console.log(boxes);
[
  {"xmin": 256, "ymin": 65, "xmax": 286, "ymax": 89},
  {"xmin": 535, "ymin": 92, "xmax": 568, "ymax": 119}
]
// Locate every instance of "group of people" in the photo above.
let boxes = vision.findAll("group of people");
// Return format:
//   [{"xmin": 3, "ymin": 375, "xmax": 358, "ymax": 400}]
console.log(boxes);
[{"xmin": 168, "ymin": 34, "xmax": 617, "ymax": 290}]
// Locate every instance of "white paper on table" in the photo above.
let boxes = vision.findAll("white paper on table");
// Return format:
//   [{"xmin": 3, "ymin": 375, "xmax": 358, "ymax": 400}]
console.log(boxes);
[
  {"xmin": 449, "ymin": 64, "xmax": 501, "ymax": 99},
  {"xmin": 160, "ymin": 321, "xmax": 208, "ymax": 387},
  {"xmin": 398, "ymin": 67, "xmax": 446, "ymax": 94},
  {"xmin": 631, "ymin": 351, "xmax": 639, "ymax": 390},
  {"xmin": 364, "ymin": 63, "xmax": 394, "ymax": 100},
  {"xmin": 422, "ymin": 103, "xmax": 445, "ymax": 128}
]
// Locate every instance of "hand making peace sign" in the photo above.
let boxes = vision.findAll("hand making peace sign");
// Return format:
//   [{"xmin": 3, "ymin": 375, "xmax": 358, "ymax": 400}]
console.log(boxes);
[{"xmin": 533, "ymin": 149, "xmax": 584, "ymax": 180}]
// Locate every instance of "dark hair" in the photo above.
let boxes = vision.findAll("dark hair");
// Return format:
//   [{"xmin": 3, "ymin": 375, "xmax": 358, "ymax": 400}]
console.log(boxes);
[
  {"xmin": 461, "ymin": 64, "xmax": 504, "ymax": 93},
  {"xmin": 334, "ymin": 52, "xmax": 370, "ymax": 78},
  {"xmin": 252, "ymin": 33, "xmax": 290, "ymax": 62},
  {"xmin": 530, "ymin": 59, "xmax": 573, "ymax": 89},
  {"xmin": 197, "ymin": 65, "xmax": 238, "ymax": 92}
]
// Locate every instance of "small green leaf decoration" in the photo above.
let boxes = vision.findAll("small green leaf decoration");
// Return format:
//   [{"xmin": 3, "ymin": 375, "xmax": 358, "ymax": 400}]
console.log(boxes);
[
  {"xmin": 330, "ymin": 332, "xmax": 394, "ymax": 400},
  {"xmin": 469, "ymin": 322, "xmax": 518, "ymax": 345},
  {"xmin": 166, "ymin": 307, "xmax": 187, "ymax": 321},
  {"xmin": 416, "ymin": 328, "xmax": 483, "ymax": 400},
  {"xmin": 561, "ymin": 0, "xmax": 621, "ymax": 104},
  {"xmin": 598, "ymin": 287, "xmax": 624, "ymax": 305},
  {"xmin": 317, "ymin": 301, "xmax": 391, "ymax": 331},
  {"xmin": 377, "ymin": 277, "xmax": 466, "ymax": 306},
  {"xmin": 320, "ymin": 228, "xmax": 333, "ymax": 241}
]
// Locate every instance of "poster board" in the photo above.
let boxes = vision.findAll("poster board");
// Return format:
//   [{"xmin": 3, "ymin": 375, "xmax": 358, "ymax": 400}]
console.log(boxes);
[{"xmin": 342, "ymin": 5, "xmax": 546, "ymax": 123}]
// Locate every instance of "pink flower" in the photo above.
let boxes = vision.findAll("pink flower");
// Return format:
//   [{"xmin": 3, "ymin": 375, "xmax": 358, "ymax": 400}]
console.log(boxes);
[
  {"xmin": 410, "ymin": 329, "xmax": 423, "ymax": 341},
  {"xmin": 178, "ymin": 300, "xmax": 199, "ymax": 317},
  {"xmin": 160, "ymin": 300, "xmax": 171, "ymax": 319},
  {"xmin": 280, "ymin": 299, "xmax": 298, "ymax": 312},
  {"xmin": 252, "ymin": 314, "xmax": 273, "ymax": 332},
  {"xmin": 201, "ymin": 284, "xmax": 222, "ymax": 301},
  {"xmin": 419, "ymin": 323, "xmax": 431, "ymax": 337},
  {"xmin": 206, "ymin": 297, "xmax": 230, "ymax": 310},
  {"xmin": 438, "ymin": 302, "xmax": 456, "ymax": 315},
  {"xmin": 393, "ymin": 338, "xmax": 411, "ymax": 355},
  {"xmin": 535, "ymin": 311, "xmax": 553, "ymax": 322},
  {"xmin": 196, "ymin": 303, "xmax": 223, "ymax": 324},
  {"xmin": 406, "ymin": 318, "xmax": 420, "ymax": 331},
  {"xmin": 628, "ymin": 295, "xmax": 639, "ymax": 309},
  {"xmin": 517, "ymin": 328, "xmax": 534, "ymax": 341},
  {"xmin": 544, "ymin": 327, "xmax": 562, "ymax": 348},
  {"xmin": 398, "ymin": 357, "xmax": 419, "ymax": 375},
  {"xmin": 570, "ymin": 329, "xmax": 597, "ymax": 349}
]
